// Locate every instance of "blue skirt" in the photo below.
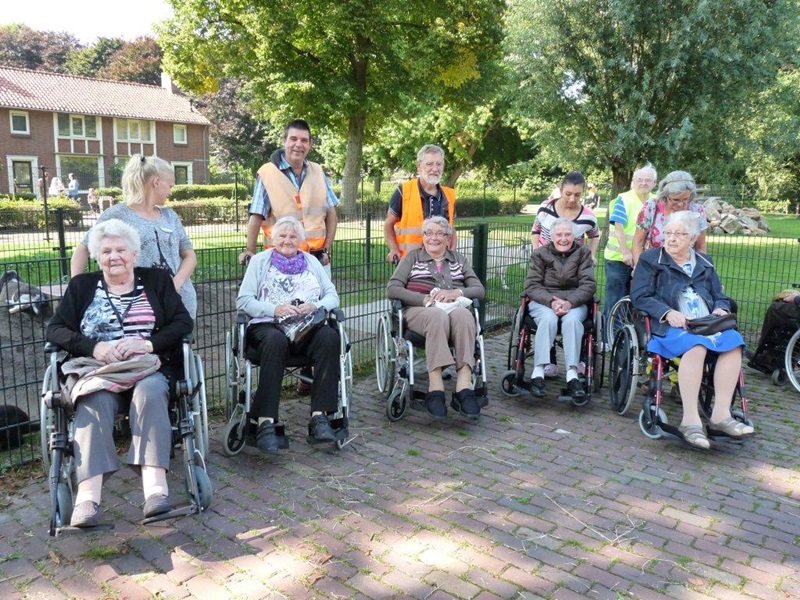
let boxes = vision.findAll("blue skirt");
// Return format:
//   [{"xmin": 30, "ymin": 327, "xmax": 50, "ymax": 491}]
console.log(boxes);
[{"xmin": 646, "ymin": 327, "xmax": 745, "ymax": 359}]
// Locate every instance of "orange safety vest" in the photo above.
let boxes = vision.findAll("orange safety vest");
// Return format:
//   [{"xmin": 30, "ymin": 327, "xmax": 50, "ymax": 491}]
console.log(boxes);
[
  {"xmin": 395, "ymin": 179, "xmax": 456, "ymax": 257},
  {"xmin": 257, "ymin": 161, "xmax": 328, "ymax": 251}
]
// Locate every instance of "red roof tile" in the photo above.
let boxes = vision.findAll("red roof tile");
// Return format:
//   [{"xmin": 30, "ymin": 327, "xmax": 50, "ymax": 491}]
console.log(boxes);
[{"xmin": 0, "ymin": 66, "xmax": 210, "ymax": 125}]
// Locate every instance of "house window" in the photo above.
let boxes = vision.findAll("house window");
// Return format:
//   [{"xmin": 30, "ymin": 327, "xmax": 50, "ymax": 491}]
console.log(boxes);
[
  {"xmin": 172, "ymin": 162, "xmax": 193, "ymax": 185},
  {"xmin": 174, "ymin": 124, "xmax": 187, "ymax": 144},
  {"xmin": 56, "ymin": 113, "xmax": 98, "ymax": 139},
  {"xmin": 116, "ymin": 119, "xmax": 153, "ymax": 142},
  {"xmin": 10, "ymin": 111, "xmax": 29, "ymax": 134}
]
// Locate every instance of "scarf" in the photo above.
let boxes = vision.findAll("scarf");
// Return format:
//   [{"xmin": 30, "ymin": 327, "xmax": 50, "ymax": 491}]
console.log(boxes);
[{"xmin": 272, "ymin": 251, "xmax": 307, "ymax": 275}]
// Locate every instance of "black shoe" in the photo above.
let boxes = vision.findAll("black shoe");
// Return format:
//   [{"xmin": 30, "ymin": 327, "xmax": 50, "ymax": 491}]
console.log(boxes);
[
  {"xmin": 451, "ymin": 389, "xmax": 481, "ymax": 417},
  {"xmin": 567, "ymin": 378, "xmax": 586, "ymax": 399},
  {"xmin": 425, "ymin": 391, "xmax": 447, "ymax": 418},
  {"xmin": 143, "ymin": 494, "xmax": 171, "ymax": 518},
  {"xmin": 296, "ymin": 381, "xmax": 312, "ymax": 396},
  {"xmin": 308, "ymin": 414, "xmax": 336, "ymax": 441},
  {"xmin": 530, "ymin": 377, "xmax": 546, "ymax": 397},
  {"xmin": 256, "ymin": 420, "xmax": 280, "ymax": 453}
]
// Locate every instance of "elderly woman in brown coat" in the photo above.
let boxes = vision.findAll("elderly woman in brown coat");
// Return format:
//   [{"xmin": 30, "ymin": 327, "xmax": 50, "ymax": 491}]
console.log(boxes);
[{"xmin": 524, "ymin": 218, "xmax": 596, "ymax": 399}]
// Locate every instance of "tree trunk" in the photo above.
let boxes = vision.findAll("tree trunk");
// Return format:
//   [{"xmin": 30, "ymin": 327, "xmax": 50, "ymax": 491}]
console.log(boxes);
[
  {"xmin": 341, "ymin": 112, "xmax": 366, "ymax": 214},
  {"xmin": 373, "ymin": 173, "xmax": 382, "ymax": 194},
  {"xmin": 611, "ymin": 163, "xmax": 632, "ymax": 198}
]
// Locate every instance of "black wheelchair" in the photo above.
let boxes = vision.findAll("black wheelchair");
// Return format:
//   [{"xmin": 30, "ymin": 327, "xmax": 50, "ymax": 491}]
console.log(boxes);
[
  {"xmin": 40, "ymin": 337, "xmax": 212, "ymax": 536},
  {"xmin": 221, "ymin": 309, "xmax": 352, "ymax": 455},
  {"xmin": 375, "ymin": 299, "xmax": 488, "ymax": 422},
  {"xmin": 609, "ymin": 310, "xmax": 753, "ymax": 443},
  {"xmin": 501, "ymin": 294, "xmax": 604, "ymax": 406}
]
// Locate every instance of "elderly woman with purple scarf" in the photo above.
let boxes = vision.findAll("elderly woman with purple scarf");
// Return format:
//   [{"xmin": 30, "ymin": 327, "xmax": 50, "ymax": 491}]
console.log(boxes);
[{"xmin": 236, "ymin": 216, "xmax": 340, "ymax": 454}]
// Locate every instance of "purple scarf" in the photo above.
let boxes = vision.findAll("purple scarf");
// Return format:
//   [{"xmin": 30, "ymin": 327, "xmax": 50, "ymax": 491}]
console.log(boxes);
[{"xmin": 272, "ymin": 250, "xmax": 307, "ymax": 275}]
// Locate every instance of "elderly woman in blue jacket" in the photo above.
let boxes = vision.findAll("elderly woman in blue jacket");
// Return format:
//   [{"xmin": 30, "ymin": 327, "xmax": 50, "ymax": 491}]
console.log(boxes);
[{"xmin": 631, "ymin": 210, "xmax": 754, "ymax": 449}]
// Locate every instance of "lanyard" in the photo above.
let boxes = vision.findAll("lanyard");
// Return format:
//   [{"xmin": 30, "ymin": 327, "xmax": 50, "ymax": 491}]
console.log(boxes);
[{"xmin": 101, "ymin": 278, "xmax": 138, "ymax": 329}]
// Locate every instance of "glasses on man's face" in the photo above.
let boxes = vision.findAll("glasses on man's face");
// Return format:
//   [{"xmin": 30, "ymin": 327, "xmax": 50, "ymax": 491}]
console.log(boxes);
[
  {"xmin": 423, "ymin": 231, "xmax": 448, "ymax": 238},
  {"xmin": 663, "ymin": 231, "xmax": 690, "ymax": 238}
]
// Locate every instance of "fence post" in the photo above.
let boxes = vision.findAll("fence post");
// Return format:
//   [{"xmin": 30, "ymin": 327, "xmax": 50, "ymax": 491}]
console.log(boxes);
[
  {"xmin": 365, "ymin": 212, "xmax": 372, "ymax": 280},
  {"xmin": 234, "ymin": 172, "xmax": 240, "ymax": 232},
  {"xmin": 41, "ymin": 166, "xmax": 51, "ymax": 242},
  {"xmin": 55, "ymin": 208, "xmax": 68, "ymax": 279},
  {"xmin": 471, "ymin": 222, "xmax": 488, "ymax": 327}
]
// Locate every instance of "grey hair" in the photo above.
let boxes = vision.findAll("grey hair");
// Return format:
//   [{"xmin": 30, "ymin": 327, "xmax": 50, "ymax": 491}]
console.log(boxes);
[
  {"xmin": 272, "ymin": 215, "xmax": 307, "ymax": 241},
  {"xmin": 422, "ymin": 215, "xmax": 452, "ymax": 236},
  {"xmin": 633, "ymin": 162, "xmax": 657, "ymax": 183},
  {"xmin": 664, "ymin": 210, "xmax": 701, "ymax": 239},
  {"xmin": 416, "ymin": 144, "xmax": 445, "ymax": 163},
  {"xmin": 657, "ymin": 170, "xmax": 696, "ymax": 203},
  {"xmin": 551, "ymin": 217, "xmax": 578, "ymax": 238},
  {"xmin": 87, "ymin": 218, "xmax": 141, "ymax": 259},
  {"xmin": 122, "ymin": 154, "xmax": 174, "ymax": 206}
]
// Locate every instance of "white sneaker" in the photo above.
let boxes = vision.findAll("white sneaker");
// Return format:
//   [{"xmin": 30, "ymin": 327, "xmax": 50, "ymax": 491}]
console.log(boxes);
[{"xmin": 543, "ymin": 363, "xmax": 558, "ymax": 378}]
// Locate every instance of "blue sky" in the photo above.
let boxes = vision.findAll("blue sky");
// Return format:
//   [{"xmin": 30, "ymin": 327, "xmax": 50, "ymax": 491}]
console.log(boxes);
[{"xmin": 2, "ymin": 0, "xmax": 173, "ymax": 45}]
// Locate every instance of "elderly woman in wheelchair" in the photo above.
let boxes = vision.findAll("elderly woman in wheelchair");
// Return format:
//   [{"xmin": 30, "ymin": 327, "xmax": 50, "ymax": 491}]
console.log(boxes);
[
  {"xmin": 236, "ymin": 216, "xmax": 343, "ymax": 453},
  {"xmin": 631, "ymin": 210, "xmax": 754, "ymax": 449},
  {"xmin": 386, "ymin": 216, "xmax": 486, "ymax": 419},
  {"xmin": 45, "ymin": 219, "xmax": 194, "ymax": 528},
  {"xmin": 521, "ymin": 218, "xmax": 597, "ymax": 401}
]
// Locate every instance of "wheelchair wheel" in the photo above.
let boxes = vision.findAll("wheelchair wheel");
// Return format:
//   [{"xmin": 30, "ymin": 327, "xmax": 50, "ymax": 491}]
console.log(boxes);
[
  {"xmin": 639, "ymin": 404, "xmax": 668, "ymax": 439},
  {"xmin": 592, "ymin": 309, "xmax": 606, "ymax": 391},
  {"xmin": 192, "ymin": 354, "xmax": 209, "ymax": 460},
  {"xmin": 609, "ymin": 324, "xmax": 639, "ymax": 415},
  {"xmin": 375, "ymin": 314, "xmax": 396, "ymax": 397},
  {"xmin": 40, "ymin": 362, "xmax": 58, "ymax": 475},
  {"xmin": 771, "ymin": 368, "xmax": 786, "ymax": 386},
  {"xmin": 386, "ymin": 388, "xmax": 408, "ymax": 422},
  {"xmin": 507, "ymin": 305, "xmax": 524, "ymax": 370},
  {"xmin": 606, "ymin": 297, "xmax": 634, "ymax": 350},
  {"xmin": 221, "ymin": 412, "xmax": 246, "ymax": 457},
  {"xmin": 784, "ymin": 328, "xmax": 800, "ymax": 393},
  {"xmin": 194, "ymin": 463, "xmax": 213, "ymax": 510},
  {"xmin": 500, "ymin": 370, "xmax": 522, "ymax": 397}
]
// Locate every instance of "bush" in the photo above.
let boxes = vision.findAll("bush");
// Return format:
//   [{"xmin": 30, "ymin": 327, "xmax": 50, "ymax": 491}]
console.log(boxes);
[
  {"xmin": 170, "ymin": 184, "xmax": 243, "ymax": 201},
  {"xmin": 169, "ymin": 198, "xmax": 249, "ymax": 225},
  {"xmin": 0, "ymin": 198, "xmax": 83, "ymax": 230},
  {"xmin": 98, "ymin": 187, "xmax": 122, "ymax": 199}
]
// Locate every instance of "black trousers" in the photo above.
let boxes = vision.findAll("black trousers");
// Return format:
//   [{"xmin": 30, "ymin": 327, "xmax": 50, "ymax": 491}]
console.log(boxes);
[{"xmin": 246, "ymin": 322, "xmax": 340, "ymax": 421}]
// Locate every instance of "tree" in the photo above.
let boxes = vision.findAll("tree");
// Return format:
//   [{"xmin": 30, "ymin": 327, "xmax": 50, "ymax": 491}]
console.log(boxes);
[
  {"xmin": 65, "ymin": 37, "xmax": 124, "ymax": 77},
  {"xmin": 158, "ymin": 0, "xmax": 505, "ymax": 210},
  {"xmin": 0, "ymin": 24, "xmax": 80, "ymax": 73},
  {"xmin": 195, "ymin": 79, "xmax": 279, "ymax": 173},
  {"xmin": 505, "ymin": 0, "xmax": 799, "ymax": 194},
  {"xmin": 97, "ymin": 37, "xmax": 163, "ymax": 85}
]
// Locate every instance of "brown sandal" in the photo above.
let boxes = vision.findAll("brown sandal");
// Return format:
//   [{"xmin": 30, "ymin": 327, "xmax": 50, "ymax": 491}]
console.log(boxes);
[{"xmin": 678, "ymin": 424, "xmax": 710, "ymax": 450}]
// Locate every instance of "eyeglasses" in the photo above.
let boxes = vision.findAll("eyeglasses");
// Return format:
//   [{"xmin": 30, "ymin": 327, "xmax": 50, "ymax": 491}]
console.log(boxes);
[
  {"xmin": 663, "ymin": 231, "xmax": 690, "ymax": 238},
  {"xmin": 423, "ymin": 231, "xmax": 448, "ymax": 238},
  {"xmin": 667, "ymin": 196, "xmax": 690, "ymax": 204}
]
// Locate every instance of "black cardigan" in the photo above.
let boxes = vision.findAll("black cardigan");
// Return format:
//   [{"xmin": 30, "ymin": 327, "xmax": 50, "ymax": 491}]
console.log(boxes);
[{"xmin": 46, "ymin": 267, "xmax": 193, "ymax": 366}]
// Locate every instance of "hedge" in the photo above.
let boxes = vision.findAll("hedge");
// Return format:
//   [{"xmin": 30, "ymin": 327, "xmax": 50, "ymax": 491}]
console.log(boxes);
[
  {"xmin": 0, "ymin": 198, "xmax": 84, "ymax": 230},
  {"xmin": 168, "ymin": 198, "xmax": 249, "ymax": 225}
]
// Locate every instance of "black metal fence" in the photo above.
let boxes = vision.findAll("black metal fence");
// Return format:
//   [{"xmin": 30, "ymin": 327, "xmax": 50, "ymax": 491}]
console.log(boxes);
[{"xmin": 1, "ymin": 207, "xmax": 796, "ymax": 469}]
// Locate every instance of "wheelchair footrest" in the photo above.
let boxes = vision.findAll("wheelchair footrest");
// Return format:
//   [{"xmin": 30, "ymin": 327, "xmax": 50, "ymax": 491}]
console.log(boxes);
[
  {"xmin": 56, "ymin": 523, "xmax": 115, "ymax": 536},
  {"xmin": 142, "ymin": 504, "xmax": 199, "ymax": 525}
]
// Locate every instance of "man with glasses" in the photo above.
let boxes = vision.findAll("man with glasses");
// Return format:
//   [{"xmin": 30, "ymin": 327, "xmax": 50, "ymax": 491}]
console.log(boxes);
[
  {"xmin": 632, "ymin": 170, "xmax": 708, "ymax": 265},
  {"xmin": 602, "ymin": 163, "xmax": 657, "ymax": 344},
  {"xmin": 384, "ymin": 145, "xmax": 457, "ymax": 262}
]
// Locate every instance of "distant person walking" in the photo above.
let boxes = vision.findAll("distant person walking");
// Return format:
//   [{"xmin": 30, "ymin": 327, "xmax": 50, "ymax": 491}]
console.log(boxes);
[{"xmin": 68, "ymin": 173, "xmax": 80, "ymax": 204}]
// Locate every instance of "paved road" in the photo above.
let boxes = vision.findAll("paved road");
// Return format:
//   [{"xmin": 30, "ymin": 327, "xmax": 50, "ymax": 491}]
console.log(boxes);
[{"xmin": 1, "ymin": 332, "xmax": 799, "ymax": 599}]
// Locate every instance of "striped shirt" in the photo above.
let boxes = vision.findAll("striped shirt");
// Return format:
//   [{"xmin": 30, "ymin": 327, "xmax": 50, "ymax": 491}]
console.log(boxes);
[
  {"xmin": 80, "ymin": 280, "xmax": 156, "ymax": 342},
  {"xmin": 530, "ymin": 199, "xmax": 600, "ymax": 248}
]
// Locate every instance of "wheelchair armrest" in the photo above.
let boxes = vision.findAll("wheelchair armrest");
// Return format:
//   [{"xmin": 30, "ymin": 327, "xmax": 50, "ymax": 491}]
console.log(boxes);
[
  {"xmin": 237, "ymin": 310, "xmax": 247, "ymax": 325},
  {"xmin": 472, "ymin": 298, "xmax": 481, "ymax": 308},
  {"xmin": 182, "ymin": 334, "xmax": 195, "ymax": 344},
  {"xmin": 392, "ymin": 299, "xmax": 404, "ymax": 311},
  {"xmin": 44, "ymin": 341, "xmax": 62, "ymax": 353},
  {"xmin": 330, "ymin": 308, "xmax": 346, "ymax": 322}
]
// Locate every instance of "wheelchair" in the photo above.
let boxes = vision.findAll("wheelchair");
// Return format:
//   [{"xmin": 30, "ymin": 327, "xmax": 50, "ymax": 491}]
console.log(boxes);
[
  {"xmin": 221, "ymin": 309, "xmax": 352, "ymax": 455},
  {"xmin": 501, "ymin": 294, "xmax": 604, "ymax": 406},
  {"xmin": 39, "ymin": 337, "xmax": 212, "ymax": 537},
  {"xmin": 375, "ymin": 299, "xmax": 488, "ymax": 422},
  {"xmin": 609, "ymin": 310, "xmax": 753, "ymax": 443}
]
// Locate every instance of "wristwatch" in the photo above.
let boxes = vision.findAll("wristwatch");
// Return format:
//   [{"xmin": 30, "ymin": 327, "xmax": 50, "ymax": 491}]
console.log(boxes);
[{"xmin": 145, "ymin": 340, "xmax": 154, "ymax": 353}]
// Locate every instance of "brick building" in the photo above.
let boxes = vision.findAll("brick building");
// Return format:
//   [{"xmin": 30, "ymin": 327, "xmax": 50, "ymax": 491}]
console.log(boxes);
[{"xmin": 0, "ymin": 66, "xmax": 211, "ymax": 197}]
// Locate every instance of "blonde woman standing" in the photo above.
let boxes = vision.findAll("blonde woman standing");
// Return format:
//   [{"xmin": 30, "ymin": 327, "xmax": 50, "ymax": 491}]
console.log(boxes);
[{"xmin": 70, "ymin": 155, "xmax": 197, "ymax": 319}]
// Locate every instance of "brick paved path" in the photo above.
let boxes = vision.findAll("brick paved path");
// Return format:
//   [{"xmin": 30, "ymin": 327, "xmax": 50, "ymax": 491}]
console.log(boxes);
[{"xmin": 1, "ymin": 332, "xmax": 799, "ymax": 599}]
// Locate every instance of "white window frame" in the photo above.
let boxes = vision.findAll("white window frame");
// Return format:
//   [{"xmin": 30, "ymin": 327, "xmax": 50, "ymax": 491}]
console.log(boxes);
[
  {"xmin": 54, "ymin": 113, "xmax": 99, "ymax": 140},
  {"xmin": 172, "ymin": 162, "xmax": 193, "ymax": 185},
  {"xmin": 9, "ymin": 110, "xmax": 30, "ymax": 135},
  {"xmin": 115, "ymin": 118, "xmax": 154, "ymax": 143},
  {"xmin": 173, "ymin": 124, "xmax": 188, "ymax": 145},
  {"xmin": 5, "ymin": 155, "xmax": 39, "ymax": 195}
]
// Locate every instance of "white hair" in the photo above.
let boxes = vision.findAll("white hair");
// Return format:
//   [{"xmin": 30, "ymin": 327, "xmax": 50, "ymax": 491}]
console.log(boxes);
[{"xmin": 87, "ymin": 219, "xmax": 141, "ymax": 259}]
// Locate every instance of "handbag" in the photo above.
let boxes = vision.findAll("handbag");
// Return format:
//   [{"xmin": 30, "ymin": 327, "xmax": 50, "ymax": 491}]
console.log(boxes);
[
  {"xmin": 685, "ymin": 313, "xmax": 737, "ymax": 336},
  {"xmin": 278, "ymin": 306, "xmax": 328, "ymax": 350}
]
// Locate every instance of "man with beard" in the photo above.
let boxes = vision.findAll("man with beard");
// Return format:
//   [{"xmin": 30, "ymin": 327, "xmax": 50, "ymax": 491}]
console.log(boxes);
[{"xmin": 384, "ymin": 145, "xmax": 457, "ymax": 262}]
